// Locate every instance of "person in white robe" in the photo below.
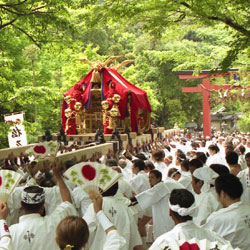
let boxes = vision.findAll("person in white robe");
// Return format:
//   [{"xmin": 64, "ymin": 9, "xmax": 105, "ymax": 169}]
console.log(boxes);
[
  {"xmin": 118, "ymin": 158, "xmax": 133, "ymax": 181},
  {"xmin": 152, "ymin": 150, "xmax": 168, "ymax": 181},
  {"xmin": 83, "ymin": 182, "xmax": 142, "ymax": 250},
  {"xmin": 191, "ymin": 166, "xmax": 221, "ymax": 226},
  {"xmin": 237, "ymin": 152, "xmax": 250, "ymax": 205},
  {"xmin": 0, "ymin": 202, "xmax": 12, "ymax": 250},
  {"xmin": 72, "ymin": 186, "xmax": 92, "ymax": 216},
  {"xmin": 225, "ymin": 151, "xmax": 242, "ymax": 176},
  {"xmin": 178, "ymin": 159, "xmax": 192, "ymax": 192},
  {"xmin": 10, "ymin": 165, "xmax": 77, "ymax": 250},
  {"xmin": 149, "ymin": 189, "xmax": 229, "ymax": 250},
  {"xmin": 133, "ymin": 179, "xmax": 184, "ymax": 239},
  {"xmin": 204, "ymin": 173, "xmax": 250, "ymax": 250},
  {"xmin": 130, "ymin": 159, "xmax": 150, "ymax": 194},
  {"xmin": 206, "ymin": 144, "xmax": 227, "ymax": 167},
  {"xmin": 56, "ymin": 194, "xmax": 126, "ymax": 250}
]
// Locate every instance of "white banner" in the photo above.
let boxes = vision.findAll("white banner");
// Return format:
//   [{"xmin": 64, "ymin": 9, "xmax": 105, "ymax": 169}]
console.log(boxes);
[{"xmin": 4, "ymin": 112, "xmax": 28, "ymax": 148}]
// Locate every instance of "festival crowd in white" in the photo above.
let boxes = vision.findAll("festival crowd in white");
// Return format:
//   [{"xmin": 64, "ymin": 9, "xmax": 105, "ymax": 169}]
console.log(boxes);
[{"xmin": 1, "ymin": 133, "xmax": 250, "ymax": 250}]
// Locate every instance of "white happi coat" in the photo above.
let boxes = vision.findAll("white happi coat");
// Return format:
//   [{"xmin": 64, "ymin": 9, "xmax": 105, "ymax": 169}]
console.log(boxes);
[
  {"xmin": 72, "ymin": 186, "xmax": 92, "ymax": 216},
  {"xmin": 204, "ymin": 201, "xmax": 250, "ymax": 250},
  {"xmin": 84, "ymin": 195, "xmax": 142, "ymax": 250},
  {"xmin": 130, "ymin": 170, "xmax": 150, "ymax": 194},
  {"xmin": 0, "ymin": 219, "xmax": 12, "ymax": 250},
  {"xmin": 136, "ymin": 180, "xmax": 184, "ymax": 239},
  {"xmin": 154, "ymin": 161, "xmax": 168, "ymax": 181},
  {"xmin": 118, "ymin": 177, "xmax": 135, "ymax": 199},
  {"xmin": 10, "ymin": 202, "xmax": 76, "ymax": 250},
  {"xmin": 193, "ymin": 187, "xmax": 221, "ymax": 226},
  {"xmin": 206, "ymin": 152, "xmax": 227, "ymax": 167},
  {"xmin": 103, "ymin": 230, "xmax": 126, "ymax": 250},
  {"xmin": 178, "ymin": 171, "xmax": 192, "ymax": 192},
  {"xmin": 237, "ymin": 168, "xmax": 250, "ymax": 205},
  {"xmin": 149, "ymin": 221, "xmax": 229, "ymax": 250}
]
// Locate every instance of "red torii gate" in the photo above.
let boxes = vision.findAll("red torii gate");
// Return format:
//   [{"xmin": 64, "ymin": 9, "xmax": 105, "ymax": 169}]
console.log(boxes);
[{"xmin": 176, "ymin": 69, "xmax": 239, "ymax": 138}]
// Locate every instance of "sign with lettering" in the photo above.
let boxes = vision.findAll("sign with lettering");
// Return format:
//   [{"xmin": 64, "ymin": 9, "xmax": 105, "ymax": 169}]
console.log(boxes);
[{"xmin": 4, "ymin": 113, "xmax": 27, "ymax": 148}]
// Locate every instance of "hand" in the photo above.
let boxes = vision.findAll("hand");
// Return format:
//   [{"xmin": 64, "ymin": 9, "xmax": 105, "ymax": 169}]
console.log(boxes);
[
  {"xmin": 91, "ymin": 194, "xmax": 103, "ymax": 214},
  {"xmin": 0, "ymin": 202, "xmax": 9, "ymax": 220}
]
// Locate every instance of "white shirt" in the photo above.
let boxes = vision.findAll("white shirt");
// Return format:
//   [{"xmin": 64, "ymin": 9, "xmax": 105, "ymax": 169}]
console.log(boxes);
[
  {"xmin": 204, "ymin": 201, "xmax": 250, "ymax": 250},
  {"xmin": 136, "ymin": 180, "xmax": 184, "ymax": 238},
  {"xmin": 237, "ymin": 168, "xmax": 250, "ymax": 205},
  {"xmin": 130, "ymin": 171, "xmax": 150, "ymax": 194},
  {"xmin": 84, "ymin": 195, "xmax": 142, "ymax": 250},
  {"xmin": 0, "ymin": 219, "xmax": 12, "ymax": 250},
  {"xmin": 193, "ymin": 187, "xmax": 221, "ymax": 226},
  {"xmin": 149, "ymin": 221, "xmax": 229, "ymax": 250},
  {"xmin": 10, "ymin": 202, "xmax": 76, "ymax": 250}
]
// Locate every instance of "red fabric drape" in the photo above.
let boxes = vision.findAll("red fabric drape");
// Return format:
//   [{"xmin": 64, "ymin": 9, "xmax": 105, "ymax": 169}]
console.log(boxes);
[{"xmin": 62, "ymin": 67, "xmax": 152, "ymax": 134}]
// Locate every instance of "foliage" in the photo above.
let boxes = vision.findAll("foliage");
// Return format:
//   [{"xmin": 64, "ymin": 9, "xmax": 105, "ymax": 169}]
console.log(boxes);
[{"xmin": 85, "ymin": 0, "xmax": 250, "ymax": 70}]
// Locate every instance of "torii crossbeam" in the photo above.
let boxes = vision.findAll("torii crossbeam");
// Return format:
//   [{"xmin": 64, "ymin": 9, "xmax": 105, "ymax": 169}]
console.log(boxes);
[{"xmin": 176, "ymin": 69, "xmax": 240, "ymax": 138}]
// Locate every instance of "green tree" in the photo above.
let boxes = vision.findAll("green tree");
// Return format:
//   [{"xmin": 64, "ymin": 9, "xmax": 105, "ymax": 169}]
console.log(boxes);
[{"xmin": 85, "ymin": 0, "xmax": 250, "ymax": 69}]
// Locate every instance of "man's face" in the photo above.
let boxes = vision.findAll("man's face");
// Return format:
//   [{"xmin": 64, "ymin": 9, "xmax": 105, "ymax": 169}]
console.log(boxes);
[
  {"xmin": 191, "ymin": 175, "xmax": 202, "ymax": 194},
  {"xmin": 246, "ymin": 157, "xmax": 250, "ymax": 168},
  {"xmin": 149, "ymin": 173, "xmax": 160, "ymax": 187}
]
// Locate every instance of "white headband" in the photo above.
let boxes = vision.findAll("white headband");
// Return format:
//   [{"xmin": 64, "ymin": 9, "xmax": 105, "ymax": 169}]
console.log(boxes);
[
  {"xmin": 169, "ymin": 169, "xmax": 180, "ymax": 179},
  {"xmin": 21, "ymin": 189, "xmax": 45, "ymax": 204},
  {"xmin": 168, "ymin": 201, "xmax": 197, "ymax": 216}
]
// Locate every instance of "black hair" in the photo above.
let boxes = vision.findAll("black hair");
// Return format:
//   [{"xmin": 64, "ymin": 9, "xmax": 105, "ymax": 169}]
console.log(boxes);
[
  {"xmin": 169, "ymin": 189, "xmax": 194, "ymax": 221},
  {"xmin": 149, "ymin": 169, "xmax": 162, "ymax": 180},
  {"xmin": 215, "ymin": 174, "xmax": 243, "ymax": 200},
  {"xmin": 105, "ymin": 159, "xmax": 118, "ymax": 167},
  {"xmin": 225, "ymin": 151, "xmax": 239, "ymax": 165},
  {"xmin": 145, "ymin": 160, "xmax": 155, "ymax": 171},
  {"xmin": 195, "ymin": 152, "xmax": 207, "ymax": 164},
  {"xmin": 65, "ymin": 160, "xmax": 76, "ymax": 170},
  {"xmin": 176, "ymin": 153, "xmax": 186, "ymax": 163},
  {"xmin": 152, "ymin": 150, "xmax": 165, "ymax": 161},
  {"xmin": 102, "ymin": 182, "xmax": 119, "ymax": 197},
  {"xmin": 210, "ymin": 164, "xmax": 230, "ymax": 175},
  {"xmin": 238, "ymin": 145, "xmax": 246, "ymax": 155},
  {"xmin": 208, "ymin": 144, "xmax": 220, "ymax": 153},
  {"xmin": 245, "ymin": 152, "xmax": 250, "ymax": 159},
  {"xmin": 135, "ymin": 153, "xmax": 147, "ymax": 161},
  {"xmin": 180, "ymin": 159, "xmax": 189, "ymax": 171},
  {"xmin": 133, "ymin": 159, "xmax": 145, "ymax": 171},
  {"xmin": 168, "ymin": 168, "xmax": 180, "ymax": 178},
  {"xmin": 189, "ymin": 159, "xmax": 203, "ymax": 173},
  {"xmin": 164, "ymin": 145, "xmax": 171, "ymax": 152}
]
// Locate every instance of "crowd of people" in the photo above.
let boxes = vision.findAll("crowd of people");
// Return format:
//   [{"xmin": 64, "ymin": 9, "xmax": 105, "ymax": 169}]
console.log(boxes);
[{"xmin": 1, "ymin": 132, "xmax": 250, "ymax": 250}]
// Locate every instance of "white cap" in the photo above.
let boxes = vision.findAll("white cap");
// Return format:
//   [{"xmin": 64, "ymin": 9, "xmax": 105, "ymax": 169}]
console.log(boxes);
[{"xmin": 193, "ymin": 166, "xmax": 218, "ymax": 185}]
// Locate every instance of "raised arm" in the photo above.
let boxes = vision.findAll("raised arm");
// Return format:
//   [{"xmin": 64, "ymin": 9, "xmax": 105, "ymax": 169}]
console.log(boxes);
[
  {"xmin": 53, "ymin": 164, "xmax": 72, "ymax": 203},
  {"xmin": 0, "ymin": 202, "xmax": 12, "ymax": 250}
]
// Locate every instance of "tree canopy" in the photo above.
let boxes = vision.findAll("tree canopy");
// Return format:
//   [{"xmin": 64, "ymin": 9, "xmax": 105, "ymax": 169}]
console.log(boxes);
[{"xmin": 84, "ymin": 0, "xmax": 250, "ymax": 69}]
